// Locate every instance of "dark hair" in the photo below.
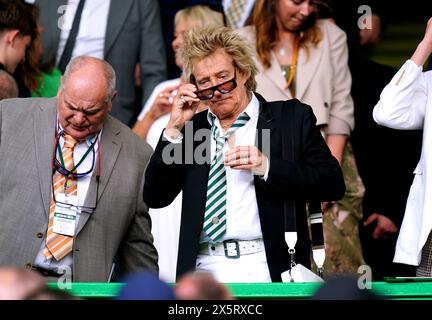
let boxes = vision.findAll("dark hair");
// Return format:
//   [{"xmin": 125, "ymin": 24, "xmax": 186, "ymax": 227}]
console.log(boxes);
[
  {"xmin": 0, "ymin": 0, "xmax": 37, "ymax": 38},
  {"xmin": 13, "ymin": 0, "xmax": 41, "ymax": 90}
]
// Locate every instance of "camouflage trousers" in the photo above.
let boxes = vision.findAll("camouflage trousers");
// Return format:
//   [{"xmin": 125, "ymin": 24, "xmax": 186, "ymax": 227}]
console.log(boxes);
[{"xmin": 312, "ymin": 142, "xmax": 366, "ymax": 277}]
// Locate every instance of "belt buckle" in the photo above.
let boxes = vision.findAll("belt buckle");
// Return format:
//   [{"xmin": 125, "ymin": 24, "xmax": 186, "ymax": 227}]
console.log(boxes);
[{"xmin": 223, "ymin": 240, "xmax": 240, "ymax": 259}]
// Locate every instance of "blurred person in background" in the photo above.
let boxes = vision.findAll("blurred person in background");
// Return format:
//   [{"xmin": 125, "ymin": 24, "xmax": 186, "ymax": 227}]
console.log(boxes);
[
  {"xmin": 0, "ymin": 70, "xmax": 18, "ymax": 100},
  {"xmin": 373, "ymin": 17, "xmax": 432, "ymax": 277},
  {"xmin": 175, "ymin": 271, "xmax": 234, "ymax": 300},
  {"xmin": 0, "ymin": 0, "xmax": 36, "ymax": 78},
  {"xmin": 35, "ymin": 0, "xmax": 167, "ymax": 127},
  {"xmin": 316, "ymin": 0, "xmax": 420, "ymax": 279}
]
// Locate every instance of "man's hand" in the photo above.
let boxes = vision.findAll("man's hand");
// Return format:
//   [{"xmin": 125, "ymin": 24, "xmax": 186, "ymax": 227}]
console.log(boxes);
[
  {"xmin": 364, "ymin": 213, "xmax": 398, "ymax": 239},
  {"xmin": 224, "ymin": 145, "xmax": 268, "ymax": 176},
  {"xmin": 166, "ymin": 84, "xmax": 200, "ymax": 132}
]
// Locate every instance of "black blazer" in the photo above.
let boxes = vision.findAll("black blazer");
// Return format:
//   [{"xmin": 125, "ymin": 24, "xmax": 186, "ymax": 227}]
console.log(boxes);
[{"xmin": 144, "ymin": 93, "xmax": 345, "ymax": 282}]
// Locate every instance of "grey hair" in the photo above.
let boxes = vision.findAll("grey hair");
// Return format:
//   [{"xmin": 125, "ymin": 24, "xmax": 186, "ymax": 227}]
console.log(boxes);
[
  {"xmin": 0, "ymin": 70, "xmax": 19, "ymax": 100},
  {"xmin": 62, "ymin": 56, "xmax": 116, "ymax": 101}
]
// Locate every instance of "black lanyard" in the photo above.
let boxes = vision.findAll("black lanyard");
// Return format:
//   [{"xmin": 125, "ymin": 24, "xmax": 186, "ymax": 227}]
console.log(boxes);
[{"xmin": 57, "ymin": 133, "xmax": 97, "ymax": 176}]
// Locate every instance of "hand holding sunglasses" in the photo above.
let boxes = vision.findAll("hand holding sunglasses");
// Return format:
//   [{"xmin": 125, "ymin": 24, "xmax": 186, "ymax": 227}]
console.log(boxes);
[{"xmin": 166, "ymin": 84, "xmax": 201, "ymax": 133}]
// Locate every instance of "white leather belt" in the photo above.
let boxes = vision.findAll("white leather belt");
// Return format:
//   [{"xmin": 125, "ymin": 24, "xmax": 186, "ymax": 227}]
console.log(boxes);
[{"xmin": 199, "ymin": 239, "xmax": 265, "ymax": 259}]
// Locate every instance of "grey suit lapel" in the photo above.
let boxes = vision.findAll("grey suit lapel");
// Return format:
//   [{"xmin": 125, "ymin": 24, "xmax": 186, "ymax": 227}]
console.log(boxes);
[
  {"xmin": 104, "ymin": 0, "xmax": 134, "ymax": 57},
  {"xmin": 76, "ymin": 116, "xmax": 122, "ymax": 235},
  {"xmin": 296, "ymin": 42, "xmax": 323, "ymax": 100},
  {"xmin": 33, "ymin": 99, "xmax": 57, "ymax": 218}
]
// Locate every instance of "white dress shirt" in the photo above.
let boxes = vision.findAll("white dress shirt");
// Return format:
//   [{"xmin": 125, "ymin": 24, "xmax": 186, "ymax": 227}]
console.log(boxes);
[
  {"xmin": 163, "ymin": 93, "xmax": 268, "ymax": 243},
  {"xmin": 34, "ymin": 131, "xmax": 100, "ymax": 272},
  {"xmin": 162, "ymin": 93, "xmax": 272, "ymax": 282},
  {"xmin": 199, "ymin": 93, "xmax": 264, "ymax": 243},
  {"xmin": 57, "ymin": 0, "xmax": 111, "ymax": 62}
]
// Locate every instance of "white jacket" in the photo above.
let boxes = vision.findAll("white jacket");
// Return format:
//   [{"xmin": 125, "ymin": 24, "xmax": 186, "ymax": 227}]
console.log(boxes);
[{"xmin": 373, "ymin": 59, "xmax": 432, "ymax": 265}]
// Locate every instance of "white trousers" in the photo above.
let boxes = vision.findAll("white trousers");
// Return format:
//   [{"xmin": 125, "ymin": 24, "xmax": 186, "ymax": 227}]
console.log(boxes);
[{"xmin": 195, "ymin": 251, "xmax": 272, "ymax": 283}]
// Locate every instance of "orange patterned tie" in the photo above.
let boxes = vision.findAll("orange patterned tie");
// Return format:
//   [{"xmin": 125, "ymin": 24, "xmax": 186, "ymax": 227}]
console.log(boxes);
[{"xmin": 44, "ymin": 134, "xmax": 78, "ymax": 261}]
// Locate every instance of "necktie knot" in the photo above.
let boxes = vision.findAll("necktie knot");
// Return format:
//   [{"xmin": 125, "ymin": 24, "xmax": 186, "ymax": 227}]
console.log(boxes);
[
  {"xmin": 63, "ymin": 133, "xmax": 78, "ymax": 149},
  {"xmin": 212, "ymin": 112, "xmax": 250, "ymax": 141}
]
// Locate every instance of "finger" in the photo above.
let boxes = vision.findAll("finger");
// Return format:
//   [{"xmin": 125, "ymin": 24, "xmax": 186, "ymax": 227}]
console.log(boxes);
[
  {"xmin": 226, "ymin": 154, "xmax": 263, "ymax": 168},
  {"xmin": 363, "ymin": 213, "xmax": 377, "ymax": 226},
  {"xmin": 157, "ymin": 97, "xmax": 171, "ymax": 106},
  {"xmin": 372, "ymin": 226, "xmax": 382, "ymax": 239},
  {"xmin": 182, "ymin": 95, "xmax": 200, "ymax": 104},
  {"xmin": 229, "ymin": 164, "xmax": 254, "ymax": 170},
  {"xmin": 164, "ymin": 85, "xmax": 179, "ymax": 94},
  {"xmin": 224, "ymin": 149, "xmax": 249, "ymax": 163},
  {"xmin": 224, "ymin": 145, "xmax": 253, "ymax": 158}
]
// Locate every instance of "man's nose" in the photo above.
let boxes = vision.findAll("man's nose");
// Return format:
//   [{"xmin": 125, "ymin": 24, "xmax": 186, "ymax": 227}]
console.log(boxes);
[
  {"xmin": 212, "ymin": 88, "xmax": 223, "ymax": 99},
  {"xmin": 73, "ymin": 112, "xmax": 86, "ymax": 124}
]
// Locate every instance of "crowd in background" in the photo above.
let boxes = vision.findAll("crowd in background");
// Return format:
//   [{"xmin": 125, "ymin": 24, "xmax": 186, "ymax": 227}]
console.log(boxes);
[{"xmin": 0, "ymin": 0, "xmax": 431, "ymax": 299}]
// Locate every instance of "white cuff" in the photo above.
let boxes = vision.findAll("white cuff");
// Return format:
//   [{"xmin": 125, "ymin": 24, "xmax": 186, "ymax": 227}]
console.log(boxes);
[{"xmin": 163, "ymin": 129, "xmax": 183, "ymax": 144}]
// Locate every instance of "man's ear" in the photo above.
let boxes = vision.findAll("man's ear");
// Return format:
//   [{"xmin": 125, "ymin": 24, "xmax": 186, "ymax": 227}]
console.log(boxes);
[
  {"xmin": 57, "ymin": 77, "xmax": 64, "ymax": 97},
  {"xmin": 108, "ymin": 91, "xmax": 117, "ymax": 112}
]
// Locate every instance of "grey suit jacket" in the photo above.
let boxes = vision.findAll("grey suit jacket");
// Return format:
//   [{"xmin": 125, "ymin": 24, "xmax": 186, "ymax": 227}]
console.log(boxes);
[
  {"xmin": 0, "ymin": 98, "xmax": 158, "ymax": 282},
  {"xmin": 36, "ymin": 0, "xmax": 167, "ymax": 127}
]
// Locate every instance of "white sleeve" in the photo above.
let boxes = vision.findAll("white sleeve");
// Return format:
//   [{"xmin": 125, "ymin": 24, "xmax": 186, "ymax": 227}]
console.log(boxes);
[{"xmin": 373, "ymin": 60, "xmax": 428, "ymax": 130}]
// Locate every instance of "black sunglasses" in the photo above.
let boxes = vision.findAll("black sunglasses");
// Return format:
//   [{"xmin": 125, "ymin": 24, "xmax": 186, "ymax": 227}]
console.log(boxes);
[{"xmin": 194, "ymin": 70, "xmax": 237, "ymax": 100}]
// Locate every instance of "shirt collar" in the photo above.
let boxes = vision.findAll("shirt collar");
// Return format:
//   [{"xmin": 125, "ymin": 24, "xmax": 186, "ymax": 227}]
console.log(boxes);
[
  {"xmin": 58, "ymin": 123, "xmax": 101, "ymax": 147},
  {"xmin": 206, "ymin": 92, "xmax": 259, "ymax": 126}
]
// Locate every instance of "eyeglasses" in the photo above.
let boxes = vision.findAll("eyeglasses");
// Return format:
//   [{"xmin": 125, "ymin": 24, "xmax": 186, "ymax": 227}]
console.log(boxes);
[
  {"xmin": 51, "ymin": 130, "xmax": 101, "ymax": 213},
  {"xmin": 52, "ymin": 131, "xmax": 97, "ymax": 178},
  {"xmin": 194, "ymin": 70, "xmax": 237, "ymax": 100},
  {"xmin": 52, "ymin": 175, "xmax": 100, "ymax": 214},
  {"xmin": 53, "ymin": 149, "xmax": 95, "ymax": 178}
]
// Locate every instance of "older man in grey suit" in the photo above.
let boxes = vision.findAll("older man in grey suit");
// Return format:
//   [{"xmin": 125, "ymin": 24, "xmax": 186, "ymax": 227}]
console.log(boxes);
[
  {"xmin": 36, "ymin": 0, "xmax": 167, "ymax": 127},
  {"xmin": 0, "ymin": 56, "xmax": 157, "ymax": 282}
]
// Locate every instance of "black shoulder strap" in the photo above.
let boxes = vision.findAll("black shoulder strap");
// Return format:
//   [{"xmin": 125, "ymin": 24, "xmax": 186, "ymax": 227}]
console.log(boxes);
[
  {"xmin": 281, "ymin": 100, "xmax": 297, "ymax": 234},
  {"xmin": 281, "ymin": 100, "xmax": 325, "ymax": 274}
]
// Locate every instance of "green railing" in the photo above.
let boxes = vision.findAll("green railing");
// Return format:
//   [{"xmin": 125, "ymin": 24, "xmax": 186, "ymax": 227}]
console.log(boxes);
[{"xmin": 47, "ymin": 281, "xmax": 432, "ymax": 300}]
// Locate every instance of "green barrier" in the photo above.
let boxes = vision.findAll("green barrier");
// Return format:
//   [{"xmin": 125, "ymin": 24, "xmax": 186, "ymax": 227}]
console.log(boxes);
[{"xmin": 47, "ymin": 282, "xmax": 432, "ymax": 300}]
